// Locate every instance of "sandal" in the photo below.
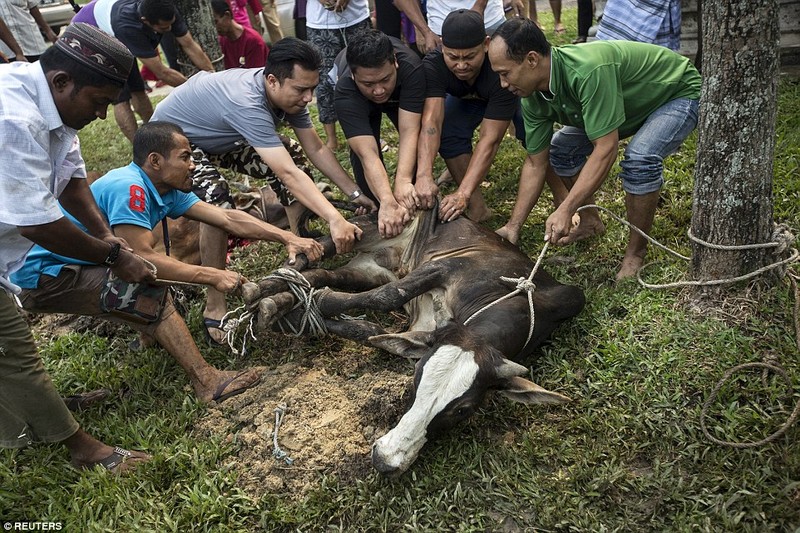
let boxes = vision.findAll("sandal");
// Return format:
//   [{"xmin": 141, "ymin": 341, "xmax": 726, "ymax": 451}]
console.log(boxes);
[
  {"xmin": 212, "ymin": 370, "xmax": 261, "ymax": 403},
  {"xmin": 76, "ymin": 446, "xmax": 151, "ymax": 474},
  {"xmin": 63, "ymin": 389, "xmax": 110, "ymax": 412},
  {"xmin": 202, "ymin": 317, "xmax": 226, "ymax": 347}
]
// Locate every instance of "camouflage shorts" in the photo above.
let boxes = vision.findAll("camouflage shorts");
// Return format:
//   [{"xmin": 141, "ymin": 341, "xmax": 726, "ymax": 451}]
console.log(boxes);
[{"xmin": 190, "ymin": 135, "xmax": 314, "ymax": 208}]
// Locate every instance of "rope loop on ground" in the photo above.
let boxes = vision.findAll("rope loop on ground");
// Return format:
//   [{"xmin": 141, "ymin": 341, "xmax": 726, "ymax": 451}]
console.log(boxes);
[
  {"xmin": 272, "ymin": 403, "xmax": 294, "ymax": 465},
  {"xmin": 700, "ymin": 361, "xmax": 800, "ymax": 448}
]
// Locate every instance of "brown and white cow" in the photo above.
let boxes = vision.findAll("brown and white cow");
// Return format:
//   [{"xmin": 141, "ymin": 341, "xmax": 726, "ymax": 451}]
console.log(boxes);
[{"xmin": 243, "ymin": 203, "xmax": 584, "ymax": 475}]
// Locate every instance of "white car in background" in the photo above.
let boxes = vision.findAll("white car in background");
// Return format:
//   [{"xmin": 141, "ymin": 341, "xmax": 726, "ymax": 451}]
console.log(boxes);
[{"xmin": 39, "ymin": 0, "xmax": 75, "ymax": 36}]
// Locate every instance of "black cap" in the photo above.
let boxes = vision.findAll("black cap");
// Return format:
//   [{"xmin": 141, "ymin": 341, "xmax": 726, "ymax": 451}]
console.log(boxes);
[{"xmin": 441, "ymin": 9, "xmax": 486, "ymax": 49}]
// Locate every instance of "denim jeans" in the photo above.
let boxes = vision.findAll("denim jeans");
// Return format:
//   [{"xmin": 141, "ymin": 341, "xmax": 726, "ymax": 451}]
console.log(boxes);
[
  {"xmin": 439, "ymin": 95, "xmax": 525, "ymax": 159},
  {"xmin": 549, "ymin": 97, "xmax": 700, "ymax": 195}
]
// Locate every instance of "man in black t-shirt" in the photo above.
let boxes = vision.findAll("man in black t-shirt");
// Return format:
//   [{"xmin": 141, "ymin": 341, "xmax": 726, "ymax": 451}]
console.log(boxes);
[
  {"xmin": 416, "ymin": 9, "xmax": 524, "ymax": 224},
  {"xmin": 73, "ymin": 0, "xmax": 214, "ymax": 142},
  {"xmin": 334, "ymin": 30, "xmax": 426, "ymax": 238}
]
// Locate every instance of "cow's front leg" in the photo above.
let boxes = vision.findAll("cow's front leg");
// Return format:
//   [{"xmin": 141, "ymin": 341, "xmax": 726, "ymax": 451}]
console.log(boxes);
[{"xmin": 316, "ymin": 260, "xmax": 452, "ymax": 316}]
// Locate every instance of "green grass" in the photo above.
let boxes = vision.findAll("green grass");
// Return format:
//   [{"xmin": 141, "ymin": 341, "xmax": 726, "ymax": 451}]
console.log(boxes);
[{"xmin": 3, "ymin": 13, "xmax": 800, "ymax": 531}]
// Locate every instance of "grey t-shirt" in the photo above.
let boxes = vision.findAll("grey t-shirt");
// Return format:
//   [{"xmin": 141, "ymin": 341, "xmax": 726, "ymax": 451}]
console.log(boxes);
[{"xmin": 152, "ymin": 68, "xmax": 313, "ymax": 154}]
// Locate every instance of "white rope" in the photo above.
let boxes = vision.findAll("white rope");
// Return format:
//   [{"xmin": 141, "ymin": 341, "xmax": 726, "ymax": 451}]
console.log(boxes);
[
  {"xmin": 272, "ymin": 404, "xmax": 293, "ymax": 465},
  {"xmin": 464, "ymin": 241, "xmax": 550, "ymax": 350},
  {"xmin": 220, "ymin": 304, "xmax": 256, "ymax": 356},
  {"xmin": 564, "ymin": 205, "xmax": 798, "ymax": 289},
  {"xmin": 461, "ymin": 205, "xmax": 798, "ymax": 353},
  {"xmin": 265, "ymin": 268, "xmax": 328, "ymax": 337}
]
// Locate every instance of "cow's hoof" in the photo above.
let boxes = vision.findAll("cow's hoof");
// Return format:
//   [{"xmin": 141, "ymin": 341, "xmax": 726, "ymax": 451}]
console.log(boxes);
[
  {"xmin": 242, "ymin": 282, "xmax": 261, "ymax": 305},
  {"xmin": 257, "ymin": 298, "xmax": 279, "ymax": 331}
]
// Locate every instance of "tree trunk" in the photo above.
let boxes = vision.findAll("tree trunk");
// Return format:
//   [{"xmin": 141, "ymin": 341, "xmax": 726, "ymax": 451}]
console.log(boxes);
[
  {"xmin": 690, "ymin": 0, "xmax": 780, "ymax": 284},
  {"xmin": 173, "ymin": 0, "xmax": 224, "ymax": 74}
]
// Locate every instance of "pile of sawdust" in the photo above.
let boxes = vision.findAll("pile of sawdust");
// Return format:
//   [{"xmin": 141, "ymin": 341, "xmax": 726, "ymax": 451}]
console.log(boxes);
[{"xmin": 193, "ymin": 361, "xmax": 412, "ymax": 498}]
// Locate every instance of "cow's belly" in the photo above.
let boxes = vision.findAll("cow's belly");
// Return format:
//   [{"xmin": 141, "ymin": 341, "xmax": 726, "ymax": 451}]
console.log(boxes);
[{"xmin": 405, "ymin": 288, "xmax": 452, "ymax": 332}]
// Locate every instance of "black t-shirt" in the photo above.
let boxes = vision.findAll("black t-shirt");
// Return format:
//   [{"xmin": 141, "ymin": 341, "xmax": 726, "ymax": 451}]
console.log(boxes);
[
  {"xmin": 111, "ymin": 0, "xmax": 188, "ymax": 59},
  {"xmin": 423, "ymin": 49, "xmax": 519, "ymax": 121},
  {"xmin": 334, "ymin": 37, "xmax": 426, "ymax": 139}
]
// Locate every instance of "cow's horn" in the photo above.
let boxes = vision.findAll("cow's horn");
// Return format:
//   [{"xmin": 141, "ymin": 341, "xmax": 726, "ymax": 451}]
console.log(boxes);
[{"xmin": 495, "ymin": 358, "xmax": 529, "ymax": 379}]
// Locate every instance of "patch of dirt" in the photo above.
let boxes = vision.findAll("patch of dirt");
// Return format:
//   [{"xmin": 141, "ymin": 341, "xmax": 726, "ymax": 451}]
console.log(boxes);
[
  {"xmin": 194, "ymin": 359, "xmax": 412, "ymax": 498},
  {"xmin": 27, "ymin": 312, "xmax": 130, "ymax": 343}
]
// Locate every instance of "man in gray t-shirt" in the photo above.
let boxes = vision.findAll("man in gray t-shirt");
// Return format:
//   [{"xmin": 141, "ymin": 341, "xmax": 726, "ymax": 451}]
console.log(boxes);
[{"xmin": 152, "ymin": 38, "xmax": 375, "ymax": 344}]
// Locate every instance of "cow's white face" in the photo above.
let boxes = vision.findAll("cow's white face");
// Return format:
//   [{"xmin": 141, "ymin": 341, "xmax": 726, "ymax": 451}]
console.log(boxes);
[
  {"xmin": 372, "ymin": 344, "xmax": 479, "ymax": 474},
  {"xmin": 369, "ymin": 324, "xmax": 572, "ymax": 476}
]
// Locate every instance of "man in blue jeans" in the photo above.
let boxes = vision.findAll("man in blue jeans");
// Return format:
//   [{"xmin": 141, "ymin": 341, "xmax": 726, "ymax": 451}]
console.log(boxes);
[
  {"xmin": 415, "ymin": 9, "xmax": 525, "ymax": 224},
  {"xmin": 488, "ymin": 18, "xmax": 701, "ymax": 280}
]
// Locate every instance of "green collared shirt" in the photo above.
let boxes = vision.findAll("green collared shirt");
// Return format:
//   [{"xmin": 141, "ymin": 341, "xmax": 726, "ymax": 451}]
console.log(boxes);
[{"xmin": 522, "ymin": 40, "xmax": 701, "ymax": 154}]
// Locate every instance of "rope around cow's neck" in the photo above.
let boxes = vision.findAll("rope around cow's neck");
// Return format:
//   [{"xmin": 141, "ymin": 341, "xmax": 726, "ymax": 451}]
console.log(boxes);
[{"xmin": 467, "ymin": 203, "xmax": 799, "ymax": 450}]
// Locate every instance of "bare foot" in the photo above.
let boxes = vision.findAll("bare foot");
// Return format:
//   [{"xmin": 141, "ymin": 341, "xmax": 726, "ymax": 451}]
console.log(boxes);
[
  {"xmin": 616, "ymin": 254, "xmax": 645, "ymax": 281},
  {"xmin": 466, "ymin": 207, "xmax": 493, "ymax": 224},
  {"xmin": 436, "ymin": 169, "xmax": 453, "ymax": 186},
  {"xmin": 495, "ymin": 225, "xmax": 520, "ymax": 245},
  {"xmin": 560, "ymin": 218, "xmax": 606, "ymax": 244},
  {"xmin": 197, "ymin": 368, "xmax": 261, "ymax": 403},
  {"xmin": 325, "ymin": 140, "xmax": 339, "ymax": 151},
  {"xmin": 554, "ymin": 22, "xmax": 566, "ymax": 35}
]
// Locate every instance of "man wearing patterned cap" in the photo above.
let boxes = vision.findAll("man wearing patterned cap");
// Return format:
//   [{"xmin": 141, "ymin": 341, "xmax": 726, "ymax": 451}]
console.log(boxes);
[
  {"xmin": 0, "ymin": 23, "xmax": 154, "ymax": 473},
  {"xmin": 415, "ymin": 9, "xmax": 526, "ymax": 224}
]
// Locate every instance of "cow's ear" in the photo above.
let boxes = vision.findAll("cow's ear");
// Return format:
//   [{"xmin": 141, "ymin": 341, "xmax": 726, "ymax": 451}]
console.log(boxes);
[
  {"xmin": 495, "ymin": 376, "xmax": 571, "ymax": 405},
  {"xmin": 368, "ymin": 331, "xmax": 432, "ymax": 359}
]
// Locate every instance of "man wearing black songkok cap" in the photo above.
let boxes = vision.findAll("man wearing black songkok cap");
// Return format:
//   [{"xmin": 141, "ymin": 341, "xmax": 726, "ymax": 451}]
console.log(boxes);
[
  {"xmin": 0, "ymin": 23, "xmax": 154, "ymax": 473},
  {"xmin": 414, "ymin": 9, "xmax": 527, "ymax": 224}
]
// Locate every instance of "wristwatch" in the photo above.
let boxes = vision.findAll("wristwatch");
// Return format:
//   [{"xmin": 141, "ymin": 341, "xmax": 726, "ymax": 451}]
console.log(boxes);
[
  {"xmin": 102, "ymin": 242, "xmax": 121, "ymax": 267},
  {"xmin": 349, "ymin": 190, "xmax": 362, "ymax": 201}
]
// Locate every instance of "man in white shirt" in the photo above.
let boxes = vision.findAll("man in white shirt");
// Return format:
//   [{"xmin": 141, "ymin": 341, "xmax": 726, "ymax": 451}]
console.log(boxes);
[{"xmin": 0, "ymin": 23, "xmax": 153, "ymax": 473}]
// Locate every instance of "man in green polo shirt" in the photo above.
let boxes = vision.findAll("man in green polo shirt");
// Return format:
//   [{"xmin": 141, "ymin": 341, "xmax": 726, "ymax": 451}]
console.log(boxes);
[{"xmin": 488, "ymin": 18, "xmax": 701, "ymax": 280}]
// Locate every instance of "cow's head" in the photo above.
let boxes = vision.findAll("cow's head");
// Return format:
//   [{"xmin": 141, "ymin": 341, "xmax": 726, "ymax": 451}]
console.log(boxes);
[{"xmin": 368, "ymin": 322, "xmax": 570, "ymax": 476}]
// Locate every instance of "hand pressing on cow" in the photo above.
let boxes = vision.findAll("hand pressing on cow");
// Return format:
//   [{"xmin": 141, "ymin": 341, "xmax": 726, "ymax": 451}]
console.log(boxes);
[
  {"xmin": 394, "ymin": 181, "xmax": 420, "ymax": 213},
  {"xmin": 378, "ymin": 201, "xmax": 411, "ymax": 239},
  {"xmin": 439, "ymin": 191, "xmax": 469, "ymax": 223},
  {"xmin": 329, "ymin": 218, "xmax": 363, "ymax": 254},
  {"xmin": 351, "ymin": 193, "xmax": 377, "ymax": 216},
  {"xmin": 414, "ymin": 177, "xmax": 439, "ymax": 211},
  {"xmin": 284, "ymin": 234, "xmax": 324, "ymax": 265}
]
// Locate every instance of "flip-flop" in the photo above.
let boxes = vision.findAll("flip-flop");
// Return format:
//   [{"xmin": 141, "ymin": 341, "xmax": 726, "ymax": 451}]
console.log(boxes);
[
  {"xmin": 554, "ymin": 24, "xmax": 566, "ymax": 35},
  {"xmin": 212, "ymin": 370, "xmax": 261, "ymax": 403},
  {"xmin": 77, "ymin": 446, "xmax": 151, "ymax": 474},
  {"xmin": 62, "ymin": 389, "xmax": 110, "ymax": 412},
  {"xmin": 203, "ymin": 317, "xmax": 226, "ymax": 347}
]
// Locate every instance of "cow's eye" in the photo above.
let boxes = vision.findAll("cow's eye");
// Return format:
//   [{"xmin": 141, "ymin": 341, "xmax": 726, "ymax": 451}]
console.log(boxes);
[{"xmin": 456, "ymin": 408, "xmax": 465, "ymax": 417}]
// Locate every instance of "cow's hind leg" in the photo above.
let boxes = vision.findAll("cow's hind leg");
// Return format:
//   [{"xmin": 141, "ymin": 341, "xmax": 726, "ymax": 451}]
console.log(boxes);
[{"xmin": 317, "ymin": 260, "xmax": 452, "ymax": 316}]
